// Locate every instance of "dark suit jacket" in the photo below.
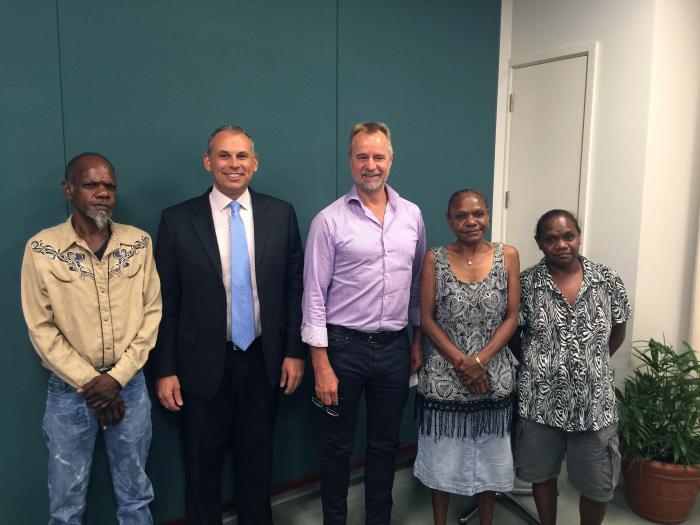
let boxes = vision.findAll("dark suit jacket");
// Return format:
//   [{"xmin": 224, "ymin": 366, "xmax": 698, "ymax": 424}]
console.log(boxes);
[{"xmin": 150, "ymin": 188, "xmax": 305, "ymax": 399}]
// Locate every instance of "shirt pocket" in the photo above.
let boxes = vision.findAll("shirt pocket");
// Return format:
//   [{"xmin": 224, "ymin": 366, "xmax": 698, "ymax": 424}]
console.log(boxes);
[{"xmin": 47, "ymin": 250, "xmax": 94, "ymax": 283}]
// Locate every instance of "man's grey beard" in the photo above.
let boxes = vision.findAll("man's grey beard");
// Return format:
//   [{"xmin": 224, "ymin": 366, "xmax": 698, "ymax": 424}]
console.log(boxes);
[{"xmin": 89, "ymin": 210, "xmax": 112, "ymax": 231}]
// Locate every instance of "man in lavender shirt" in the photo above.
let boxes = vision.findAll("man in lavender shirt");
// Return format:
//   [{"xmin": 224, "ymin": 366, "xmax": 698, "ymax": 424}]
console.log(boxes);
[{"xmin": 302, "ymin": 121, "xmax": 426, "ymax": 525}]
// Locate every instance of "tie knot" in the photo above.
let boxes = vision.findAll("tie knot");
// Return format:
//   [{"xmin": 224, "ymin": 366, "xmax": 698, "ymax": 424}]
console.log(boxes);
[{"xmin": 230, "ymin": 201, "xmax": 241, "ymax": 214}]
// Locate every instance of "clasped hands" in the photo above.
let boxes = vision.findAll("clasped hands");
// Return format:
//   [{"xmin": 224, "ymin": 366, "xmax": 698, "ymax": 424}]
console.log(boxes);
[
  {"xmin": 454, "ymin": 355, "xmax": 489, "ymax": 394},
  {"xmin": 77, "ymin": 374, "xmax": 125, "ymax": 429}
]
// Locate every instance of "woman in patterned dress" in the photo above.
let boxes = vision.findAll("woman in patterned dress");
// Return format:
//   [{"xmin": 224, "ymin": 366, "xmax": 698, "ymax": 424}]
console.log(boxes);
[
  {"xmin": 414, "ymin": 189, "xmax": 521, "ymax": 525},
  {"xmin": 511, "ymin": 210, "xmax": 631, "ymax": 525}
]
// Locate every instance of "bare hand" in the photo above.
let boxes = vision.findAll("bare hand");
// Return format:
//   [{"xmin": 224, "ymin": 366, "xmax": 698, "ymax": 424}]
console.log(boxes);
[
  {"xmin": 280, "ymin": 357, "xmax": 305, "ymax": 395},
  {"xmin": 156, "ymin": 375, "xmax": 183, "ymax": 411},
  {"xmin": 454, "ymin": 356, "xmax": 486, "ymax": 386},
  {"xmin": 467, "ymin": 375, "xmax": 490, "ymax": 395},
  {"xmin": 313, "ymin": 362, "xmax": 339, "ymax": 406},
  {"xmin": 98, "ymin": 396, "xmax": 127, "ymax": 429},
  {"xmin": 77, "ymin": 374, "xmax": 122, "ymax": 411},
  {"xmin": 410, "ymin": 338, "xmax": 424, "ymax": 374}
]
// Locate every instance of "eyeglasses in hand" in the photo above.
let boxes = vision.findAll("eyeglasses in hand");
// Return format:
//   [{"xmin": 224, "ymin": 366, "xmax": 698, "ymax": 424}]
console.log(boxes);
[{"xmin": 312, "ymin": 396, "xmax": 340, "ymax": 417}]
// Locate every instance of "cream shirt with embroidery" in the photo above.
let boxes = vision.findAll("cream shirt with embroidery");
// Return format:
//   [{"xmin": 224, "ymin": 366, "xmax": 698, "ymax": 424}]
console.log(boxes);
[{"xmin": 21, "ymin": 217, "xmax": 162, "ymax": 388}]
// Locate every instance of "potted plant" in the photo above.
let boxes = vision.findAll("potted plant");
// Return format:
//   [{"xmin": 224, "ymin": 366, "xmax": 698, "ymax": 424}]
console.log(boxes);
[{"xmin": 616, "ymin": 338, "xmax": 700, "ymax": 524}]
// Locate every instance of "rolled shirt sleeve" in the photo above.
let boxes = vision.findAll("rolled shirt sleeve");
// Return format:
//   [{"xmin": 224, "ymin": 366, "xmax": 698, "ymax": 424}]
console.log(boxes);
[{"xmin": 301, "ymin": 213, "xmax": 335, "ymax": 347}]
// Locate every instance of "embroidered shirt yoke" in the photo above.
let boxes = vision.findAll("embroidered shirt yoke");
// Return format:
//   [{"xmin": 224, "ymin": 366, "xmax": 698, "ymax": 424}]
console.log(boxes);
[
  {"xmin": 21, "ymin": 217, "xmax": 162, "ymax": 388},
  {"xmin": 518, "ymin": 256, "xmax": 631, "ymax": 432}
]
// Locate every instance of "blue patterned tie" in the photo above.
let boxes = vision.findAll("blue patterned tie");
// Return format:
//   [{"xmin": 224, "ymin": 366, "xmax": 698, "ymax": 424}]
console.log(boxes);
[{"xmin": 229, "ymin": 201, "xmax": 255, "ymax": 350}]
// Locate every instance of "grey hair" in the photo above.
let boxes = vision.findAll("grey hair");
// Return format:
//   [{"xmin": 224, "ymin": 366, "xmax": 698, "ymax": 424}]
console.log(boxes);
[
  {"xmin": 207, "ymin": 125, "xmax": 255, "ymax": 154},
  {"xmin": 348, "ymin": 121, "xmax": 393, "ymax": 156}
]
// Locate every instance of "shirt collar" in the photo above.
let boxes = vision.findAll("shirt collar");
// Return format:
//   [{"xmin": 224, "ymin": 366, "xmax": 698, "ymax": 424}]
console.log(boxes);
[
  {"xmin": 210, "ymin": 185, "xmax": 252, "ymax": 212},
  {"xmin": 531, "ymin": 255, "xmax": 603, "ymax": 295},
  {"xmin": 345, "ymin": 183, "xmax": 399, "ymax": 208},
  {"xmin": 54, "ymin": 216, "xmax": 124, "ymax": 253},
  {"xmin": 531, "ymin": 259, "xmax": 554, "ymax": 290},
  {"xmin": 579, "ymin": 255, "xmax": 606, "ymax": 288}
]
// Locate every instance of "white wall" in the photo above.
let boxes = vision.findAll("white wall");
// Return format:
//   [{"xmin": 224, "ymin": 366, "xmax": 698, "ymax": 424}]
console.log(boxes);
[
  {"xmin": 692, "ymin": 212, "xmax": 700, "ymax": 351},
  {"xmin": 498, "ymin": 0, "xmax": 700, "ymax": 373},
  {"xmin": 490, "ymin": 0, "xmax": 512, "ymax": 238},
  {"xmin": 691, "ymin": 217, "xmax": 700, "ymax": 351},
  {"xmin": 634, "ymin": 0, "xmax": 700, "ymax": 354}
]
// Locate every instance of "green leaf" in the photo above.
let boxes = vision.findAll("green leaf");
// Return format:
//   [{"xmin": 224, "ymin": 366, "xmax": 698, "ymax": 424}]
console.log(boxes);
[{"xmin": 617, "ymin": 339, "xmax": 700, "ymax": 466}]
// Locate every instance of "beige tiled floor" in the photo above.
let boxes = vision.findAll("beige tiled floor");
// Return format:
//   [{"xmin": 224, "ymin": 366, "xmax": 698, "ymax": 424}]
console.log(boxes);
[{"xmin": 257, "ymin": 463, "xmax": 700, "ymax": 524}]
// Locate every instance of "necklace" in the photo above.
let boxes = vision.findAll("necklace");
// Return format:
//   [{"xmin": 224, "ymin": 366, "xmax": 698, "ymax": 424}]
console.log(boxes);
[{"xmin": 463, "ymin": 244, "xmax": 483, "ymax": 266}]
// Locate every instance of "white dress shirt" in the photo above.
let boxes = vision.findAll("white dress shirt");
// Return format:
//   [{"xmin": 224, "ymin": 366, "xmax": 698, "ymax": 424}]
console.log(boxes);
[{"xmin": 209, "ymin": 186, "xmax": 262, "ymax": 340}]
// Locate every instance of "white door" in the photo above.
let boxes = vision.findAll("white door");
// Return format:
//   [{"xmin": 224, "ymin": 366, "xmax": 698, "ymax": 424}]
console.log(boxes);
[{"xmin": 504, "ymin": 54, "xmax": 589, "ymax": 269}]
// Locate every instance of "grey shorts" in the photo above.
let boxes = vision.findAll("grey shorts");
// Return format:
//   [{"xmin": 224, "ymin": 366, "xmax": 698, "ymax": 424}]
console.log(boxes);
[{"xmin": 515, "ymin": 418, "xmax": 621, "ymax": 502}]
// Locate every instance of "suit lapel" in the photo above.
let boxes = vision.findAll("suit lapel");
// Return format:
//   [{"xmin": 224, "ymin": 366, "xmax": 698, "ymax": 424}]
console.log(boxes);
[
  {"xmin": 191, "ymin": 191, "xmax": 223, "ymax": 278},
  {"xmin": 251, "ymin": 189, "xmax": 269, "ymax": 273}
]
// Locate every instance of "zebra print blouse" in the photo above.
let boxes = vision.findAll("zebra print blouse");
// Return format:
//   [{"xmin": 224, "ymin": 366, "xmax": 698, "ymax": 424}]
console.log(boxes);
[{"xmin": 517, "ymin": 256, "xmax": 631, "ymax": 432}]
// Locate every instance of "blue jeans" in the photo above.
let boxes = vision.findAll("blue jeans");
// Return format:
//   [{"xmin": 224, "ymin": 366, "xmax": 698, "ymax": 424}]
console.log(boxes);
[
  {"xmin": 320, "ymin": 326, "xmax": 411, "ymax": 525},
  {"xmin": 42, "ymin": 371, "xmax": 153, "ymax": 525}
]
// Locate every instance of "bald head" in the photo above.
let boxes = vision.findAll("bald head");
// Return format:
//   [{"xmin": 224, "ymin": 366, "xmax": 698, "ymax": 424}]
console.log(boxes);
[{"xmin": 64, "ymin": 152, "xmax": 115, "ymax": 185}]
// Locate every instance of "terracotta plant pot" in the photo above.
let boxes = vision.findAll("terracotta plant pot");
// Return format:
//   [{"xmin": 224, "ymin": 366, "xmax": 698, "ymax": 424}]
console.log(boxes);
[{"xmin": 623, "ymin": 458, "xmax": 700, "ymax": 524}]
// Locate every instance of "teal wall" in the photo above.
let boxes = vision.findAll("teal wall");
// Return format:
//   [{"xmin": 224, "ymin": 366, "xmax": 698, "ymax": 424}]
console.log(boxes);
[{"xmin": 0, "ymin": 0, "xmax": 501, "ymax": 522}]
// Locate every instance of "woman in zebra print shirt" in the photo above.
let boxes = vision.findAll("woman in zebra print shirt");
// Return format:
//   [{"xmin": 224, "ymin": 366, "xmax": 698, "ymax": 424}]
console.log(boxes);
[{"xmin": 510, "ymin": 209, "xmax": 631, "ymax": 525}]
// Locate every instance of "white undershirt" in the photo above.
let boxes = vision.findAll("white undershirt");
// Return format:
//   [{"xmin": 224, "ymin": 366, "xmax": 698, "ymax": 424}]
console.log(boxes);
[{"xmin": 209, "ymin": 186, "xmax": 262, "ymax": 339}]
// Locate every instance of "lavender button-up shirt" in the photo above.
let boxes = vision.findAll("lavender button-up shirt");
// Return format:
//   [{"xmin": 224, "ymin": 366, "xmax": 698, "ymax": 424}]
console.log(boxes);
[{"xmin": 302, "ymin": 184, "xmax": 426, "ymax": 347}]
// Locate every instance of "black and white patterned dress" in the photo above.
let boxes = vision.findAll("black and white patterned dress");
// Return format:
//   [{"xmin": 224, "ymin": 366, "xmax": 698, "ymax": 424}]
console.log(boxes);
[{"xmin": 413, "ymin": 244, "xmax": 515, "ymax": 495}]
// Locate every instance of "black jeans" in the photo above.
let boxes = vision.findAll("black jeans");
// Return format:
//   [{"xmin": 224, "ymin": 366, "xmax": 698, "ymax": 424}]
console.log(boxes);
[{"xmin": 321, "ymin": 326, "xmax": 411, "ymax": 525}]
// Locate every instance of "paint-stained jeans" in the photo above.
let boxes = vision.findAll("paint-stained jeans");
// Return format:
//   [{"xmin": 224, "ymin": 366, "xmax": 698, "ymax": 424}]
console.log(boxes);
[{"xmin": 42, "ymin": 370, "xmax": 153, "ymax": 525}]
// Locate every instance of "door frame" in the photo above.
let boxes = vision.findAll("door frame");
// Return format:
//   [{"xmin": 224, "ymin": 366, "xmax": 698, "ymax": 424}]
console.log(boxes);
[{"xmin": 491, "ymin": 43, "xmax": 598, "ymax": 256}]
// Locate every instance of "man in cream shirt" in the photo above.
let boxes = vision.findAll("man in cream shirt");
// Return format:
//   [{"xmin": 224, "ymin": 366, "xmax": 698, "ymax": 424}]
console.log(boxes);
[{"xmin": 21, "ymin": 152, "xmax": 162, "ymax": 524}]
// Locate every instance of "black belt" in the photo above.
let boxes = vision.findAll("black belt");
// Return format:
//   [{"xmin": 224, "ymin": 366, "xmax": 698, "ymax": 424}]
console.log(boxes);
[
  {"xmin": 226, "ymin": 338, "xmax": 260, "ymax": 352},
  {"xmin": 326, "ymin": 324, "xmax": 406, "ymax": 344}
]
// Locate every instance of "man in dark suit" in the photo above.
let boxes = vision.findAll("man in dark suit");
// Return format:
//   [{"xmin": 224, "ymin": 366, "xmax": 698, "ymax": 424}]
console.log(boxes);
[{"xmin": 150, "ymin": 125, "xmax": 305, "ymax": 525}]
